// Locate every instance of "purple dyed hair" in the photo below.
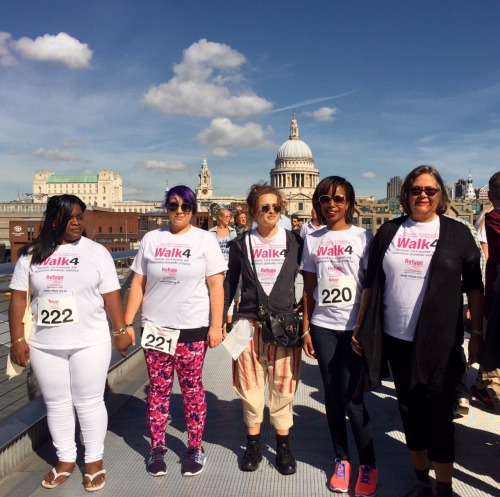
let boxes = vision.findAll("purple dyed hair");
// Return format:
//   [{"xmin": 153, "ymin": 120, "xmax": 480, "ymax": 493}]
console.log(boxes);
[{"xmin": 163, "ymin": 185, "xmax": 197, "ymax": 215}]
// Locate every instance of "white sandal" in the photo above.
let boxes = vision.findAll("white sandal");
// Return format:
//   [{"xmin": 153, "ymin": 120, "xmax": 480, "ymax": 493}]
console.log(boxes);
[
  {"xmin": 41, "ymin": 467, "xmax": 73, "ymax": 489},
  {"xmin": 83, "ymin": 469, "xmax": 107, "ymax": 492}
]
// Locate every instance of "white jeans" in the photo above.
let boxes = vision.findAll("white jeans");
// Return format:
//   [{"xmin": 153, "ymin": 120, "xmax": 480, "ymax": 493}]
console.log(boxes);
[{"xmin": 30, "ymin": 342, "xmax": 111, "ymax": 463}]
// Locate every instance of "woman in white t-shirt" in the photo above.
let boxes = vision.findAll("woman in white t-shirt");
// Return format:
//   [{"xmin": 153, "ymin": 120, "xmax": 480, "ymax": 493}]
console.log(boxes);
[
  {"xmin": 124, "ymin": 185, "xmax": 227, "ymax": 479},
  {"xmin": 224, "ymin": 183, "xmax": 303, "ymax": 476},
  {"xmin": 353, "ymin": 166, "xmax": 484, "ymax": 497},
  {"xmin": 9, "ymin": 194, "xmax": 130, "ymax": 492},
  {"xmin": 300, "ymin": 176, "xmax": 378, "ymax": 497}
]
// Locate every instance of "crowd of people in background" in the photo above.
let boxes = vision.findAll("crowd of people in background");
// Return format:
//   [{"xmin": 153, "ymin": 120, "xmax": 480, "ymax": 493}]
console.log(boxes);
[{"xmin": 8, "ymin": 167, "xmax": 499, "ymax": 497}]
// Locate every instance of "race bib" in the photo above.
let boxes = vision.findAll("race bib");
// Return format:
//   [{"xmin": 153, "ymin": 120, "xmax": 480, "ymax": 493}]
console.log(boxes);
[
  {"xmin": 141, "ymin": 322, "xmax": 180, "ymax": 355},
  {"xmin": 37, "ymin": 295, "xmax": 79, "ymax": 327},
  {"xmin": 318, "ymin": 274, "xmax": 357, "ymax": 307}
]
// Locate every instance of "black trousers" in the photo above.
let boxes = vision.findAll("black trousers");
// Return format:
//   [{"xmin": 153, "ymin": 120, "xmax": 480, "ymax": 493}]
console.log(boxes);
[{"xmin": 383, "ymin": 333, "xmax": 455, "ymax": 463}]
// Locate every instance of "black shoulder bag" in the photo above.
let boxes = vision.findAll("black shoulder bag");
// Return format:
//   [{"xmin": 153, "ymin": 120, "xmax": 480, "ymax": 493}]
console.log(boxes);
[{"xmin": 247, "ymin": 232, "xmax": 302, "ymax": 348}]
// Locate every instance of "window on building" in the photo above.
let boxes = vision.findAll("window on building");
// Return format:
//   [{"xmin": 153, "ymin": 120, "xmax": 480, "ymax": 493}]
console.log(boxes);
[
  {"xmin": 109, "ymin": 227, "xmax": 112, "ymax": 233},
  {"xmin": 98, "ymin": 227, "xmax": 102, "ymax": 233},
  {"xmin": 119, "ymin": 226, "xmax": 123, "ymax": 233},
  {"xmin": 298, "ymin": 202, "xmax": 304, "ymax": 211}
]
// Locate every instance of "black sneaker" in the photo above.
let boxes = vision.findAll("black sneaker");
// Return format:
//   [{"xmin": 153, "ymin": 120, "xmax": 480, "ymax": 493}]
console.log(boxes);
[
  {"xmin": 403, "ymin": 482, "xmax": 434, "ymax": 497},
  {"xmin": 147, "ymin": 447, "xmax": 167, "ymax": 476},
  {"xmin": 275, "ymin": 442, "xmax": 296, "ymax": 475},
  {"xmin": 181, "ymin": 446, "xmax": 206, "ymax": 476},
  {"xmin": 240, "ymin": 440, "xmax": 263, "ymax": 472}
]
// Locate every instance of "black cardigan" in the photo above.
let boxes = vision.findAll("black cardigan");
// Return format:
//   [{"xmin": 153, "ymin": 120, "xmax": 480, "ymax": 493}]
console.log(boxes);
[
  {"xmin": 223, "ymin": 229, "xmax": 303, "ymax": 321},
  {"xmin": 357, "ymin": 215, "xmax": 483, "ymax": 393}
]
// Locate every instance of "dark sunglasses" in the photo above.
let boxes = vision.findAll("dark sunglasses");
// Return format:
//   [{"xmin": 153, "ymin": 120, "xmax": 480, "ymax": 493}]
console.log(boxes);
[
  {"xmin": 319, "ymin": 194, "xmax": 346, "ymax": 205},
  {"xmin": 260, "ymin": 204, "xmax": 282, "ymax": 214},
  {"xmin": 408, "ymin": 187, "xmax": 440, "ymax": 197},
  {"xmin": 167, "ymin": 202, "xmax": 193, "ymax": 213}
]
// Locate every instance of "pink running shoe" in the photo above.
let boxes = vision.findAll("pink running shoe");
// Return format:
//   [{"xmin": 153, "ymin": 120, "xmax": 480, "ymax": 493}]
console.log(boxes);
[
  {"xmin": 355, "ymin": 465, "xmax": 378, "ymax": 497},
  {"xmin": 329, "ymin": 459, "xmax": 351, "ymax": 493}
]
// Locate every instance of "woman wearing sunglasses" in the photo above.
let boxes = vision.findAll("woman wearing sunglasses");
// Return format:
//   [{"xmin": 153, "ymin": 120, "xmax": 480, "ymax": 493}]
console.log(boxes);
[
  {"xmin": 223, "ymin": 182, "xmax": 303, "ymax": 475},
  {"xmin": 300, "ymin": 176, "xmax": 378, "ymax": 496},
  {"xmin": 352, "ymin": 165, "xmax": 484, "ymax": 497},
  {"xmin": 125, "ymin": 185, "xmax": 227, "ymax": 478}
]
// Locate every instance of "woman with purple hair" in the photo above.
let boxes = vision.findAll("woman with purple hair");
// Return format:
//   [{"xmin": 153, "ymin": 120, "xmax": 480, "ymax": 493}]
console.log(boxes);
[{"xmin": 125, "ymin": 185, "xmax": 227, "ymax": 478}]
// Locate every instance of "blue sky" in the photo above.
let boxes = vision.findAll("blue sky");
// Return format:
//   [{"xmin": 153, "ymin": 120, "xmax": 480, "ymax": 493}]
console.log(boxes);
[{"xmin": 1, "ymin": 0, "xmax": 500, "ymax": 202}]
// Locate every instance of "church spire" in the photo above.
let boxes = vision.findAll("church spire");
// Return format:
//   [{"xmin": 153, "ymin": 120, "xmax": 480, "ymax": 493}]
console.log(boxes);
[{"xmin": 289, "ymin": 111, "xmax": 300, "ymax": 141}]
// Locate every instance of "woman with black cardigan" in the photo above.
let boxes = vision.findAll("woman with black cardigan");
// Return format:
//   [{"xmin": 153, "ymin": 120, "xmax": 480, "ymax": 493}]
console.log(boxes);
[{"xmin": 352, "ymin": 165, "xmax": 484, "ymax": 497}]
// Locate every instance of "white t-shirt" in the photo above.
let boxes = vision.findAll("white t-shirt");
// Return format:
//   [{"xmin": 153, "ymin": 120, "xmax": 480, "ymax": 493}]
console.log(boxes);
[
  {"xmin": 131, "ymin": 225, "xmax": 227, "ymax": 329},
  {"xmin": 383, "ymin": 216, "xmax": 440, "ymax": 341},
  {"xmin": 301, "ymin": 226, "xmax": 373, "ymax": 329},
  {"xmin": 474, "ymin": 212, "xmax": 487, "ymax": 244},
  {"xmin": 247, "ymin": 227, "xmax": 287, "ymax": 295},
  {"xmin": 10, "ymin": 237, "xmax": 120, "ymax": 349},
  {"xmin": 299, "ymin": 220, "xmax": 325, "ymax": 239}
]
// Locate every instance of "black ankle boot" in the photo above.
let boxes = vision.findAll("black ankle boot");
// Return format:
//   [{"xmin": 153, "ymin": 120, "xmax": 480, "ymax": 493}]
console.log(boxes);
[
  {"xmin": 275, "ymin": 442, "xmax": 296, "ymax": 475},
  {"xmin": 240, "ymin": 440, "xmax": 262, "ymax": 471}
]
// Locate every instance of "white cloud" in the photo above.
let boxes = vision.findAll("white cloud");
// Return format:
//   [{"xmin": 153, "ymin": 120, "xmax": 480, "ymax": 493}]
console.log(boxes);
[
  {"xmin": 142, "ymin": 39, "xmax": 273, "ymax": 118},
  {"xmin": 134, "ymin": 160, "xmax": 188, "ymax": 172},
  {"xmin": 34, "ymin": 147, "xmax": 82, "ymax": 162},
  {"xmin": 0, "ymin": 32, "xmax": 16, "ymax": 66},
  {"xmin": 212, "ymin": 147, "xmax": 232, "ymax": 157},
  {"xmin": 304, "ymin": 107, "xmax": 338, "ymax": 122},
  {"xmin": 362, "ymin": 172, "xmax": 376, "ymax": 178},
  {"xmin": 12, "ymin": 32, "xmax": 92, "ymax": 69},
  {"xmin": 196, "ymin": 118, "xmax": 276, "ymax": 155}
]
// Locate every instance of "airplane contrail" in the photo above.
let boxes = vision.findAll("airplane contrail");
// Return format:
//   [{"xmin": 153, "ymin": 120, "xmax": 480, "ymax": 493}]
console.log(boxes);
[{"xmin": 267, "ymin": 91, "xmax": 354, "ymax": 114}]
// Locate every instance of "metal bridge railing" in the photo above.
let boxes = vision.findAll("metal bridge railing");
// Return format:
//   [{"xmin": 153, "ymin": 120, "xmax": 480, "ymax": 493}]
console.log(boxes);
[{"xmin": 0, "ymin": 250, "xmax": 138, "ymax": 422}]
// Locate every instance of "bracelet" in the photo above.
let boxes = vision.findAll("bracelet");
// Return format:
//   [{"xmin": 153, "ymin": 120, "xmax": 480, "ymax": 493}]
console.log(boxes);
[
  {"xmin": 10, "ymin": 337, "xmax": 26, "ymax": 346},
  {"xmin": 125, "ymin": 323, "xmax": 134, "ymax": 328},
  {"xmin": 210, "ymin": 324, "xmax": 223, "ymax": 330},
  {"xmin": 301, "ymin": 330, "xmax": 311, "ymax": 338},
  {"xmin": 113, "ymin": 327, "xmax": 127, "ymax": 336},
  {"xmin": 470, "ymin": 329, "xmax": 484, "ymax": 337},
  {"xmin": 353, "ymin": 324, "xmax": 360, "ymax": 331}
]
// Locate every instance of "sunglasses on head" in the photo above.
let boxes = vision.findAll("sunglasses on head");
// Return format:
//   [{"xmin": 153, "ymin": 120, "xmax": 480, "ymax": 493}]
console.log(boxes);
[
  {"xmin": 408, "ymin": 187, "xmax": 440, "ymax": 197},
  {"xmin": 260, "ymin": 204, "xmax": 282, "ymax": 214},
  {"xmin": 319, "ymin": 194, "xmax": 346, "ymax": 205},
  {"xmin": 167, "ymin": 202, "xmax": 193, "ymax": 213}
]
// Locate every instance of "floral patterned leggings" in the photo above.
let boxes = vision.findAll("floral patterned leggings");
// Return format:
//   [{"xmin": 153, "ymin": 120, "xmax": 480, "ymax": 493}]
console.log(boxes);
[{"xmin": 144, "ymin": 341, "xmax": 208, "ymax": 449}]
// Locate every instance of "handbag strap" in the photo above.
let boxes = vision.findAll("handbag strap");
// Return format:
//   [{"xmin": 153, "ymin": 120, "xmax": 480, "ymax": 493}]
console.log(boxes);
[{"xmin": 246, "ymin": 232, "xmax": 270, "ymax": 318}]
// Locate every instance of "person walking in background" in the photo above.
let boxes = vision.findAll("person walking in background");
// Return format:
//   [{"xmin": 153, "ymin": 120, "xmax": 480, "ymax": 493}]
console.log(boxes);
[
  {"xmin": 124, "ymin": 185, "xmax": 227, "ymax": 478},
  {"xmin": 233, "ymin": 209, "xmax": 249, "ymax": 235},
  {"xmin": 353, "ymin": 165, "xmax": 484, "ymax": 497},
  {"xmin": 209, "ymin": 208, "xmax": 237, "ymax": 260},
  {"xmin": 9, "ymin": 194, "xmax": 131, "ymax": 492},
  {"xmin": 300, "ymin": 208, "xmax": 325, "ymax": 238},
  {"xmin": 209, "ymin": 208, "xmax": 237, "ymax": 326},
  {"xmin": 301, "ymin": 176, "xmax": 377, "ymax": 497},
  {"xmin": 481, "ymin": 171, "xmax": 500, "ymax": 413},
  {"xmin": 224, "ymin": 182, "xmax": 303, "ymax": 475}
]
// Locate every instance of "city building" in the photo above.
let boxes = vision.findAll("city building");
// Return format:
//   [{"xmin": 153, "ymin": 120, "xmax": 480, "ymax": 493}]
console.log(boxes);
[
  {"xmin": 270, "ymin": 112, "xmax": 319, "ymax": 217},
  {"xmin": 33, "ymin": 169, "xmax": 122, "ymax": 208},
  {"xmin": 387, "ymin": 176, "xmax": 403, "ymax": 200},
  {"xmin": 194, "ymin": 156, "xmax": 246, "ymax": 216}
]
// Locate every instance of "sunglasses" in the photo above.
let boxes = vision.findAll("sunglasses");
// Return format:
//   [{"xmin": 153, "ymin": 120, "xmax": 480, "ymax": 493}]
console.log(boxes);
[
  {"xmin": 408, "ymin": 187, "xmax": 440, "ymax": 197},
  {"xmin": 319, "ymin": 194, "xmax": 346, "ymax": 205},
  {"xmin": 167, "ymin": 202, "xmax": 193, "ymax": 213},
  {"xmin": 260, "ymin": 204, "xmax": 282, "ymax": 214}
]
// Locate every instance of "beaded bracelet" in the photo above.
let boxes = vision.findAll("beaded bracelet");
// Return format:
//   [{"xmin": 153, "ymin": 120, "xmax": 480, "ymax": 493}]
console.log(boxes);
[
  {"xmin": 470, "ymin": 329, "xmax": 484, "ymax": 337},
  {"xmin": 113, "ymin": 328, "xmax": 127, "ymax": 336}
]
